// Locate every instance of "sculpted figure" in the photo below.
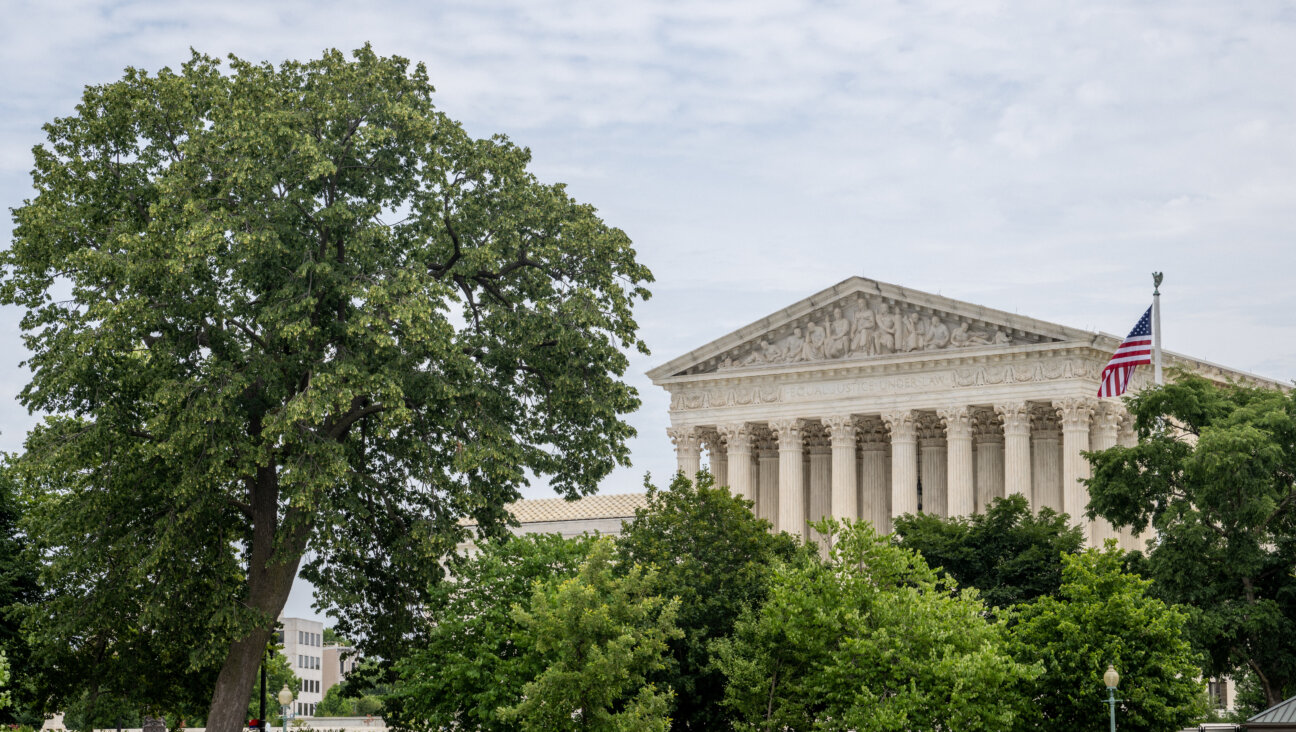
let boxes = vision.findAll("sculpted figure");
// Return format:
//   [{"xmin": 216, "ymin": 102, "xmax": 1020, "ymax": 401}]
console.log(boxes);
[
  {"xmin": 903, "ymin": 312, "xmax": 925, "ymax": 352},
  {"xmin": 967, "ymin": 326, "xmax": 992, "ymax": 346},
  {"xmin": 875, "ymin": 304, "xmax": 897, "ymax": 354},
  {"xmin": 784, "ymin": 327, "xmax": 806, "ymax": 361},
  {"xmin": 740, "ymin": 339, "xmax": 770, "ymax": 366},
  {"xmin": 993, "ymin": 329, "xmax": 1011, "ymax": 345},
  {"xmin": 851, "ymin": 307, "xmax": 877, "ymax": 355},
  {"xmin": 826, "ymin": 308, "xmax": 850, "ymax": 359},
  {"xmin": 950, "ymin": 321, "xmax": 971, "ymax": 348},
  {"xmin": 802, "ymin": 320, "xmax": 827, "ymax": 361},
  {"xmin": 925, "ymin": 315, "xmax": 950, "ymax": 350}
]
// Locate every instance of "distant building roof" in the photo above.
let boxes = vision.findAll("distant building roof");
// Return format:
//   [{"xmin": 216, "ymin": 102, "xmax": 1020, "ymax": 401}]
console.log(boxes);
[
  {"xmin": 461, "ymin": 492, "xmax": 649, "ymax": 527},
  {"xmin": 1248, "ymin": 695, "xmax": 1296, "ymax": 729}
]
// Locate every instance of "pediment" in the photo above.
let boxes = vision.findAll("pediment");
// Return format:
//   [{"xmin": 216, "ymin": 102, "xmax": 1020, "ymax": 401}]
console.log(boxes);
[{"xmin": 649, "ymin": 277, "xmax": 1093, "ymax": 380}]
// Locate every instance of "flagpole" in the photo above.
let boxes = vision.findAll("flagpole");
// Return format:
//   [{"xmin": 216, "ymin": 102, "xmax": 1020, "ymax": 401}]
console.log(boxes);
[{"xmin": 1152, "ymin": 272, "xmax": 1163, "ymax": 385}]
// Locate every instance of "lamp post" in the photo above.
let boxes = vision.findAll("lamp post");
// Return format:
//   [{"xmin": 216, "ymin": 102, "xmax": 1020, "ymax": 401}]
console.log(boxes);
[
  {"xmin": 277, "ymin": 684, "xmax": 295, "ymax": 732},
  {"xmin": 1103, "ymin": 665, "xmax": 1121, "ymax": 732}
]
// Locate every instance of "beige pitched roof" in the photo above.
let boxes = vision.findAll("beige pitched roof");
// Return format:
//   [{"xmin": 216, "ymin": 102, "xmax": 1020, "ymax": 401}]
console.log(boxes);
[{"xmin": 461, "ymin": 492, "xmax": 649, "ymax": 527}]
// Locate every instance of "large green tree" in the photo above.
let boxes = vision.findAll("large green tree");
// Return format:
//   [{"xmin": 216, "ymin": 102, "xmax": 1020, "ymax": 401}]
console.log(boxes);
[
  {"xmin": 616, "ymin": 472, "xmax": 803, "ymax": 730},
  {"xmin": 388, "ymin": 532, "xmax": 597, "ymax": 731},
  {"xmin": 1008, "ymin": 547, "xmax": 1205, "ymax": 731},
  {"xmin": 3, "ymin": 46, "xmax": 651, "ymax": 731},
  {"xmin": 1086, "ymin": 375, "xmax": 1296, "ymax": 708},
  {"xmin": 498, "ymin": 538, "xmax": 681, "ymax": 731},
  {"xmin": 893, "ymin": 494, "xmax": 1085, "ymax": 610},
  {"xmin": 712, "ymin": 520, "xmax": 1038, "ymax": 731},
  {"xmin": 0, "ymin": 464, "xmax": 39, "ymax": 724}
]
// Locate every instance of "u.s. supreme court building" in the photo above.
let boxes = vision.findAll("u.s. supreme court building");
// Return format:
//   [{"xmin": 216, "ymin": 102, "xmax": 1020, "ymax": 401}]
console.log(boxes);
[{"xmin": 642, "ymin": 276, "xmax": 1279, "ymax": 549}]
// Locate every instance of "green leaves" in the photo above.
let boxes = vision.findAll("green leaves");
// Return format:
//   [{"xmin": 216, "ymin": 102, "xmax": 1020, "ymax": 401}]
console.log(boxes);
[
  {"xmin": 712, "ymin": 520, "xmax": 1038, "ymax": 731},
  {"xmin": 4, "ymin": 45, "xmax": 652, "ymax": 724},
  {"xmin": 1008, "ymin": 548, "xmax": 1206, "ymax": 732},
  {"xmin": 1086, "ymin": 375, "xmax": 1296, "ymax": 708}
]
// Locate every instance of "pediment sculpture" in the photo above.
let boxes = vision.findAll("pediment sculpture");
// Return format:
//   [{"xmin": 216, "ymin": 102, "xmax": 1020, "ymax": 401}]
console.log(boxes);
[{"xmin": 686, "ymin": 295, "xmax": 1055, "ymax": 375}]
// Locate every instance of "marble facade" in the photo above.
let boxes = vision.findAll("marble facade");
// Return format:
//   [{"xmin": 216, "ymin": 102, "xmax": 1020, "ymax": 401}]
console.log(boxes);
[{"xmin": 649, "ymin": 277, "xmax": 1278, "ymax": 549}]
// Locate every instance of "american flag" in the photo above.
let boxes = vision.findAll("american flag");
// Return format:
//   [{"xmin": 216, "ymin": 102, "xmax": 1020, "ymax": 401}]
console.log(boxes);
[{"xmin": 1098, "ymin": 306, "xmax": 1153, "ymax": 398}]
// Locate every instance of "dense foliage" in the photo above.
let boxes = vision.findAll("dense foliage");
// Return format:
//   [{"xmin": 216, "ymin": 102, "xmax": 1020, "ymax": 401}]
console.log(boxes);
[
  {"xmin": 1009, "ymin": 547, "xmax": 1205, "ymax": 731},
  {"xmin": 0, "ymin": 466, "xmax": 38, "ymax": 725},
  {"xmin": 3, "ymin": 45, "xmax": 650, "ymax": 729},
  {"xmin": 1086, "ymin": 375, "xmax": 1296, "ymax": 708},
  {"xmin": 389, "ymin": 533, "xmax": 597, "ymax": 731},
  {"xmin": 894, "ymin": 494, "xmax": 1085, "ymax": 609},
  {"xmin": 712, "ymin": 520, "xmax": 1038, "ymax": 731},
  {"xmin": 498, "ymin": 539, "xmax": 681, "ymax": 731},
  {"xmin": 616, "ymin": 472, "xmax": 803, "ymax": 730}
]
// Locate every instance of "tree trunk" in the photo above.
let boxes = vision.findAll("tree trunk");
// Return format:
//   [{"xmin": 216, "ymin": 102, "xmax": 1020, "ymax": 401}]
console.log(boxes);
[{"xmin": 205, "ymin": 465, "xmax": 310, "ymax": 732}]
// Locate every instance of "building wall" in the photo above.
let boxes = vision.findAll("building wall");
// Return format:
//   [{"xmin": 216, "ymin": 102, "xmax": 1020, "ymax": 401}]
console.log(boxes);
[
  {"xmin": 278, "ymin": 616, "xmax": 324, "ymax": 716},
  {"xmin": 323, "ymin": 644, "xmax": 359, "ymax": 697}
]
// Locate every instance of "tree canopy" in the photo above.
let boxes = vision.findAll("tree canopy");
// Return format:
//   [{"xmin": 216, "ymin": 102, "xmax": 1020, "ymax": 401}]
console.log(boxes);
[
  {"xmin": 712, "ymin": 520, "xmax": 1038, "ymax": 731},
  {"xmin": 3, "ymin": 45, "xmax": 651, "ymax": 731},
  {"xmin": 389, "ymin": 532, "xmax": 597, "ymax": 731},
  {"xmin": 616, "ymin": 472, "xmax": 804, "ymax": 730},
  {"xmin": 1008, "ymin": 547, "xmax": 1205, "ymax": 731},
  {"xmin": 893, "ymin": 494, "xmax": 1085, "ymax": 610},
  {"xmin": 1086, "ymin": 375, "xmax": 1296, "ymax": 708}
]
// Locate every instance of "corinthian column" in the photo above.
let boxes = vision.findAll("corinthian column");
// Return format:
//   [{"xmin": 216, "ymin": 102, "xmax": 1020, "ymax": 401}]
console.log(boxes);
[
  {"xmin": 703, "ymin": 431, "xmax": 728, "ymax": 488},
  {"xmin": 807, "ymin": 429, "xmax": 832, "ymax": 549},
  {"xmin": 717, "ymin": 423, "xmax": 756, "ymax": 502},
  {"xmin": 918, "ymin": 415, "xmax": 947, "ymax": 517},
  {"xmin": 972, "ymin": 410, "xmax": 1004, "ymax": 513},
  {"xmin": 824, "ymin": 415, "xmax": 858, "ymax": 523},
  {"xmin": 1056, "ymin": 398, "xmax": 1096, "ymax": 543},
  {"xmin": 756, "ymin": 434, "xmax": 780, "ymax": 530},
  {"xmin": 996, "ymin": 402, "xmax": 1032, "ymax": 502},
  {"xmin": 939, "ymin": 406, "xmax": 974, "ymax": 517},
  {"xmin": 667, "ymin": 426, "xmax": 702, "ymax": 482},
  {"xmin": 1031, "ymin": 408, "xmax": 1062, "ymax": 513},
  {"xmin": 1090, "ymin": 403, "xmax": 1124, "ymax": 546},
  {"xmin": 858, "ymin": 420, "xmax": 891, "ymax": 532},
  {"xmin": 882, "ymin": 411, "xmax": 919, "ymax": 518},
  {"xmin": 770, "ymin": 418, "xmax": 807, "ymax": 540}
]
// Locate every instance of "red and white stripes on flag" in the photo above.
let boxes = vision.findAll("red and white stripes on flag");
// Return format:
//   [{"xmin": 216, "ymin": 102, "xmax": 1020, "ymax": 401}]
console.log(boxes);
[{"xmin": 1098, "ymin": 306, "xmax": 1154, "ymax": 398}]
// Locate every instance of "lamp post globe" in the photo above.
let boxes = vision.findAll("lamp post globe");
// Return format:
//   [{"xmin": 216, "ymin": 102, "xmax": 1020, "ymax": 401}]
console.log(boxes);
[
  {"xmin": 277, "ymin": 684, "xmax": 294, "ymax": 707},
  {"xmin": 1103, "ymin": 665, "xmax": 1120, "ymax": 732}
]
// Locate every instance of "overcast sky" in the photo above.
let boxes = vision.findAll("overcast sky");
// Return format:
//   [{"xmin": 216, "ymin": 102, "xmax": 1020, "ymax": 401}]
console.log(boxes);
[{"xmin": 4, "ymin": 1, "xmax": 1295, "ymax": 623}]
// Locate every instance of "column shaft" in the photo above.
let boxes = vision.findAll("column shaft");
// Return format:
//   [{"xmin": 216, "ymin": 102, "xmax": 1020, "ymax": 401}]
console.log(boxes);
[
  {"xmin": 758, "ymin": 445, "xmax": 780, "ymax": 530},
  {"xmin": 973, "ymin": 411, "xmax": 1004, "ymax": 513},
  {"xmin": 707, "ymin": 435, "xmax": 728, "ymax": 489},
  {"xmin": 1031, "ymin": 409, "xmax": 1062, "ymax": 513},
  {"xmin": 883, "ymin": 411, "xmax": 919, "ymax": 518},
  {"xmin": 996, "ymin": 402, "xmax": 1033, "ymax": 503},
  {"xmin": 824, "ymin": 416, "xmax": 859, "ymax": 522},
  {"xmin": 718, "ymin": 423, "xmax": 756, "ymax": 503},
  {"xmin": 771, "ymin": 419, "xmax": 807, "ymax": 540},
  {"xmin": 808, "ymin": 444, "xmax": 832, "ymax": 547},
  {"xmin": 1090, "ymin": 404, "xmax": 1124, "ymax": 546},
  {"xmin": 1057, "ymin": 398, "xmax": 1097, "ymax": 544},
  {"xmin": 940, "ymin": 407, "xmax": 975, "ymax": 517}
]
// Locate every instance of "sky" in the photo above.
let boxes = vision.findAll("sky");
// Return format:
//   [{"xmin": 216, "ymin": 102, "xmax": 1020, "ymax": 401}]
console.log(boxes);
[{"xmin": 3, "ymin": 0, "xmax": 1295, "ymax": 624}]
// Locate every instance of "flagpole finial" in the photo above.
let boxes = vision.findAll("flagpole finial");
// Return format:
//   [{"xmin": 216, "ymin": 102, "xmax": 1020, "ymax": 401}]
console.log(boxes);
[{"xmin": 1152, "ymin": 271, "xmax": 1163, "ymax": 295}]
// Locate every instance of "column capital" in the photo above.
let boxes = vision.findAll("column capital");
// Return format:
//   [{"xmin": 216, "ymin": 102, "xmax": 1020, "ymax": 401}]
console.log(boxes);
[
  {"xmin": 972, "ymin": 408, "xmax": 1004, "ymax": 444},
  {"xmin": 1092, "ymin": 402, "xmax": 1125, "ymax": 438},
  {"xmin": 666, "ymin": 426, "xmax": 703, "ymax": 453},
  {"xmin": 768, "ymin": 418, "xmax": 806, "ymax": 449},
  {"xmin": 1118, "ymin": 412, "xmax": 1137, "ymax": 446},
  {"xmin": 995, "ymin": 401, "xmax": 1032, "ymax": 436},
  {"xmin": 716, "ymin": 422, "xmax": 755, "ymax": 452},
  {"xmin": 918, "ymin": 413, "xmax": 947, "ymax": 445},
  {"xmin": 881, "ymin": 410, "xmax": 917, "ymax": 441},
  {"xmin": 700, "ymin": 429, "xmax": 727, "ymax": 452},
  {"xmin": 938, "ymin": 406, "xmax": 974, "ymax": 439},
  {"xmin": 823, "ymin": 415, "xmax": 858, "ymax": 448},
  {"xmin": 1056, "ymin": 397, "xmax": 1097, "ymax": 431}
]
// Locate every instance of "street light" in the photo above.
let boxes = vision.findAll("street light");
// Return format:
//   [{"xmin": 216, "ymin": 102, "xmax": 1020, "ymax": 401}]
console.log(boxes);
[
  {"xmin": 277, "ymin": 685, "xmax": 295, "ymax": 732},
  {"xmin": 1103, "ymin": 665, "xmax": 1121, "ymax": 732}
]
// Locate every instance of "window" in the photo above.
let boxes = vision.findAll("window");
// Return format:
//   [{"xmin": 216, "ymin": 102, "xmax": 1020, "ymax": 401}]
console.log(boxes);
[{"xmin": 298, "ymin": 630, "xmax": 304, "ymax": 644}]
